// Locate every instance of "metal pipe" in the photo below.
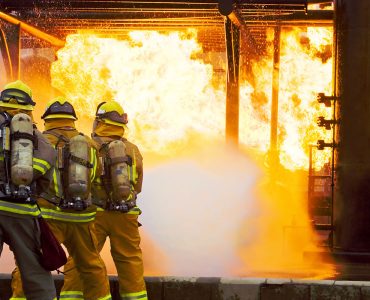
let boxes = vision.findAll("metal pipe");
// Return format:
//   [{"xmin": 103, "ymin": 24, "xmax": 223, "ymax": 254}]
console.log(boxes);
[{"xmin": 0, "ymin": 12, "xmax": 64, "ymax": 47}]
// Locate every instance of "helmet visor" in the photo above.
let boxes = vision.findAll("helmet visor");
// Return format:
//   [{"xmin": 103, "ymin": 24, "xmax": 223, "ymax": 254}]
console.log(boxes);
[
  {"xmin": 97, "ymin": 111, "xmax": 128, "ymax": 125},
  {"xmin": 0, "ymin": 88, "xmax": 35, "ymax": 106}
]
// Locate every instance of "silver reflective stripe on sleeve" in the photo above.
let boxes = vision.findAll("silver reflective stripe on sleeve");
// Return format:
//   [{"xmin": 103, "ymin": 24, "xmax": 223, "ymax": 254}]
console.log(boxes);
[{"xmin": 0, "ymin": 200, "xmax": 40, "ymax": 216}]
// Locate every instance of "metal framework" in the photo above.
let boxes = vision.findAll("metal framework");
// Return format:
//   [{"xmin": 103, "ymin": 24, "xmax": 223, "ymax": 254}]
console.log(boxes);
[
  {"xmin": 0, "ymin": 0, "xmax": 334, "ymax": 144},
  {"xmin": 1, "ymin": 1, "xmax": 332, "ymax": 48},
  {"xmin": 217, "ymin": 0, "xmax": 332, "ymax": 144}
]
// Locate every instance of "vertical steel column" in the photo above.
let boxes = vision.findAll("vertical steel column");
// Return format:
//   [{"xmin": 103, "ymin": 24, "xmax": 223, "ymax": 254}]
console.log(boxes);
[
  {"xmin": 0, "ymin": 22, "xmax": 20, "ymax": 80},
  {"xmin": 225, "ymin": 17, "xmax": 240, "ymax": 145},
  {"xmin": 270, "ymin": 26, "xmax": 281, "ymax": 167},
  {"xmin": 334, "ymin": 0, "xmax": 370, "ymax": 254}
]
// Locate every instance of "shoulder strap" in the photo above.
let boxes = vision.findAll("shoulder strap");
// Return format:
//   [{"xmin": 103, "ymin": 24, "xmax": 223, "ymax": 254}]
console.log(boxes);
[{"xmin": 43, "ymin": 130, "xmax": 70, "ymax": 148}]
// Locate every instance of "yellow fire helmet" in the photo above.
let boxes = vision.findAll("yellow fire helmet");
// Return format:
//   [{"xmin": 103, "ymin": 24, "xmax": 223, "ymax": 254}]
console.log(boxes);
[
  {"xmin": 41, "ymin": 96, "xmax": 78, "ymax": 120},
  {"xmin": 0, "ymin": 80, "xmax": 35, "ymax": 111},
  {"xmin": 95, "ymin": 101, "xmax": 128, "ymax": 128}
]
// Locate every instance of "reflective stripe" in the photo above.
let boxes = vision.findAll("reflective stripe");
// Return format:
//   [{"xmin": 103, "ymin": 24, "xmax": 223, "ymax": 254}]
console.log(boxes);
[
  {"xmin": 33, "ymin": 157, "xmax": 51, "ymax": 169},
  {"xmin": 132, "ymin": 152, "xmax": 138, "ymax": 184},
  {"xmin": 59, "ymin": 291, "xmax": 111, "ymax": 300},
  {"xmin": 90, "ymin": 147, "xmax": 93, "ymax": 180},
  {"xmin": 53, "ymin": 168, "xmax": 62, "ymax": 198},
  {"xmin": 127, "ymin": 206, "xmax": 141, "ymax": 215},
  {"xmin": 53, "ymin": 143, "xmax": 64, "ymax": 198},
  {"xmin": 0, "ymin": 200, "xmax": 40, "ymax": 216},
  {"xmin": 121, "ymin": 291, "xmax": 148, "ymax": 300},
  {"xmin": 98, "ymin": 294, "xmax": 112, "ymax": 300},
  {"xmin": 93, "ymin": 148, "xmax": 97, "ymax": 180},
  {"xmin": 90, "ymin": 147, "xmax": 97, "ymax": 181},
  {"xmin": 33, "ymin": 157, "xmax": 51, "ymax": 175},
  {"xmin": 59, "ymin": 291, "xmax": 84, "ymax": 299},
  {"xmin": 40, "ymin": 208, "xmax": 96, "ymax": 222},
  {"xmin": 32, "ymin": 163, "xmax": 45, "ymax": 174},
  {"xmin": 8, "ymin": 298, "xmax": 55, "ymax": 300},
  {"xmin": 127, "ymin": 193, "xmax": 134, "ymax": 201}
]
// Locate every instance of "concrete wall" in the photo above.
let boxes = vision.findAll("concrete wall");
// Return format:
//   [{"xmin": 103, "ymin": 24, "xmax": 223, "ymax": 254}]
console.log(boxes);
[{"xmin": 2, "ymin": 275, "xmax": 370, "ymax": 300}]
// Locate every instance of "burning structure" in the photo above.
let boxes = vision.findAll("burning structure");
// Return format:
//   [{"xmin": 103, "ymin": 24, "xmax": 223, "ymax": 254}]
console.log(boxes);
[{"xmin": 0, "ymin": 0, "xmax": 368, "ymax": 280}]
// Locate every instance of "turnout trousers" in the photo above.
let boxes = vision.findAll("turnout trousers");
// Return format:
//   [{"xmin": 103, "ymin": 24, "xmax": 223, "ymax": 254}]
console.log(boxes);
[
  {"xmin": 0, "ymin": 214, "xmax": 56, "ymax": 300},
  {"xmin": 62, "ymin": 211, "xmax": 147, "ymax": 300},
  {"xmin": 11, "ymin": 219, "xmax": 112, "ymax": 300}
]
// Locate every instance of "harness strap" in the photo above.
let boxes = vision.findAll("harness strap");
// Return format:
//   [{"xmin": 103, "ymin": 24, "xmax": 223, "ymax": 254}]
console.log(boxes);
[
  {"xmin": 69, "ymin": 153, "xmax": 93, "ymax": 168},
  {"xmin": 106, "ymin": 156, "xmax": 128, "ymax": 165},
  {"xmin": 12, "ymin": 131, "xmax": 35, "ymax": 143},
  {"xmin": 43, "ymin": 130, "xmax": 70, "ymax": 147}
]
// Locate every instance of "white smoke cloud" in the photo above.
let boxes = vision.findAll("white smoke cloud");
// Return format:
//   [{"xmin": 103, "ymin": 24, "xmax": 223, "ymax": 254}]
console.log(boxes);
[{"xmin": 139, "ymin": 144, "xmax": 262, "ymax": 276}]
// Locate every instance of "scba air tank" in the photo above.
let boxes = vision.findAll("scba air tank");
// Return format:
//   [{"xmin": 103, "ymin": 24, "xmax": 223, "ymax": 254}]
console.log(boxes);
[
  {"xmin": 108, "ymin": 140, "xmax": 131, "ymax": 201},
  {"xmin": 10, "ymin": 113, "xmax": 33, "ymax": 187},
  {"xmin": 68, "ymin": 134, "xmax": 91, "ymax": 210}
]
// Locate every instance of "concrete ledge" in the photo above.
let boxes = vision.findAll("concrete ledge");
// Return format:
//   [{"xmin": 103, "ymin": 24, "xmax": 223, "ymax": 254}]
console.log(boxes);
[{"xmin": 1, "ymin": 274, "xmax": 370, "ymax": 299}]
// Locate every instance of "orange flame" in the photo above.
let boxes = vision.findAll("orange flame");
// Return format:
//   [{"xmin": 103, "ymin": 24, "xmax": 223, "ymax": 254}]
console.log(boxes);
[
  {"xmin": 52, "ymin": 27, "xmax": 332, "ymax": 171},
  {"xmin": 240, "ymin": 27, "xmax": 333, "ymax": 170},
  {"xmin": 51, "ymin": 30, "xmax": 224, "ymax": 153},
  {"xmin": 50, "ymin": 28, "xmax": 336, "ymax": 278}
]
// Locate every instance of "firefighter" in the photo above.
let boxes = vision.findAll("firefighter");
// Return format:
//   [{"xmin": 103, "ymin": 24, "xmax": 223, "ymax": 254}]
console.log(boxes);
[
  {"xmin": 0, "ymin": 80, "xmax": 56, "ymax": 300},
  {"xmin": 11, "ymin": 97, "xmax": 112, "ymax": 300},
  {"xmin": 62, "ymin": 101, "xmax": 147, "ymax": 300}
]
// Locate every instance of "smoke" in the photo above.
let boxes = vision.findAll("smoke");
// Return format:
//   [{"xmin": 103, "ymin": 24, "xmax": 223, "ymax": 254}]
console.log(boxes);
[
  {"xmin": 138, "ymin": 142, "xmax": 262, "ymax": 276},
  {"xmin": 125, "ymin": 138, "xmax": 335, "ymax": 279}
]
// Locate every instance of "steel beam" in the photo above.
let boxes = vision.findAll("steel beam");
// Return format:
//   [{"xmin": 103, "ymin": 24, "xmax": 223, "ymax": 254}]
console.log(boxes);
[
  {"xmin": 2, "ymin": 1, "xmax": 218, "ymax": 11},
  {"xmin": 240, "ymin": 10, "xmax": 333, "ymax": 24},
  {"xmin": 12, "ymin": 10, "xmax": 332, "ymax": 26},
  {"xmin": 0, "ymin": 12, "xmax": 64, "ymax": 47},
  {"xmin": 224, "ymin": 17, "xmax": 240, "ymax": 145}
]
